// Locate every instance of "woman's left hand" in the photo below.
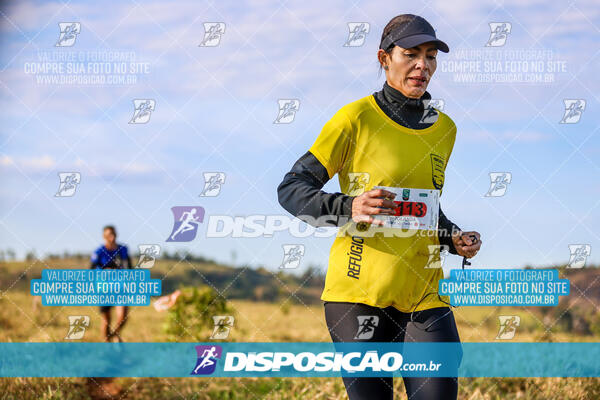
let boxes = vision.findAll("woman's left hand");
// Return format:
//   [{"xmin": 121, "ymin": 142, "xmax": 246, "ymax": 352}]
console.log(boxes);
[{"xmin": 452, "ymin": 231, "xmax": 481, "ymax": 258}]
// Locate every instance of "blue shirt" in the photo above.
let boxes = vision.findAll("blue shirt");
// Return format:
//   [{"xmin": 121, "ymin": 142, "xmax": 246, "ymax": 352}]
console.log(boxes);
[{"xmin": 90, "ymin": 244, "xmax": 131, "ymax": 269}]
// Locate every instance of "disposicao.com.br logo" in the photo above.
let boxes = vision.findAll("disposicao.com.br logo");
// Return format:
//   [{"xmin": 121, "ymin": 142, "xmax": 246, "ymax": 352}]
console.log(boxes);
[
  {"xmin": 190, "ymin": 347, "xmax": 443, "ymax": 376},
  {"xmin": 176, "ymin": 212, "xmax": 449, "ymax": 240}
]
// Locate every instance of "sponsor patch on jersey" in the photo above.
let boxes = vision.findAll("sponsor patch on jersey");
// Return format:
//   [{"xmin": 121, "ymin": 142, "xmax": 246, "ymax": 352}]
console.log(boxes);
[{"xmin": 430, "ymin": 154, "xmax": 445, "ymax": 190}]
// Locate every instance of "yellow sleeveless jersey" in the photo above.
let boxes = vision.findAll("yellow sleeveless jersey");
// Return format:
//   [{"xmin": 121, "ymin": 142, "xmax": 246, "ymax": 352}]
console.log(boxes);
[{"xmin": 309, "ymin": 94, "xmax": 457, "ymax": 312}]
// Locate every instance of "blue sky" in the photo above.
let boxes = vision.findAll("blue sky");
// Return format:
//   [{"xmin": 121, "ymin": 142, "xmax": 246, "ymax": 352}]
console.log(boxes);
[{"xmin": 0, "ymin": 0, "xmax": 599, "ymax": 273}]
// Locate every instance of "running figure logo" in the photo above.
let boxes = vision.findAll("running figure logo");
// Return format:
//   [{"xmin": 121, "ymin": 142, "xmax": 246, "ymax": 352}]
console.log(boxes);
[
  {"xmin": 129, "ymin": 99, "xmax": 156, "ymax": 124},
  {"xmin": 568, "ymin": 244, "xmax": 591, "ymax": 268},
  {"xmin": 496, "ymin": 315, "xmax": 520, "ymax": 340},
  {"xmin": 274, "ymin": 99, "xmax": 300, "ymax": 124},
  {"xmin": 166, "ymin": 206, "xmax": 205, "ymax": 242},
  {"xmin": 347, "ymin": 173, "xmax": 370, "ymax": 196},
  {"xmin": 191, "ymin": 345, "xmax": 222, "ymax": 375},
  {"xmin": 136, "ymin": 244, "xmax": 161, "ymax": 268},
  {"xmin": 485, "ymin": 172, "xmax": 512, "ymax": 197},
  {"xmin": 199, "ymin": 172, "xmax": 226, "ymax": 197},
  {"xmin": 485, "ymin": 22, "xmax": 511, "ymax": 47},
  {"xmin": 419, "ymin": 99, "xmax": 444, "ymax": 124},
  {"xmin": 210, "ymin": 316, "xmax": 234, "ymax": 339},
  {"xmin": 56, "ymin": 22, "xmax": 81, "ymax": 47},
  {"xmin": 280, "ymin": 244, "xmax": 305, "ymax": 269},
  {"xmin": 65, "ymin": 315, "xmax": 90, "ymax": 340},
  {"xmin": 560, "ymin": 99, "xmax": 586, "ymax": 124},
  {"xmin": 344, "ymin": 22, "xmax": 370, "ymax": 47},
  {"xmin": 354, "ymin": 315, "xmax": 379, "ymax": 340},
  {"xmin": 55, "ymin": 172, "xmax": 81, "ymax": 197},
  {"xmin": 424, "ymin": 244, "xmax": 449, "ymax": 269},
  {"xmin": 199, "ymin": 22, "xmax": 226, "ymax": 47}
]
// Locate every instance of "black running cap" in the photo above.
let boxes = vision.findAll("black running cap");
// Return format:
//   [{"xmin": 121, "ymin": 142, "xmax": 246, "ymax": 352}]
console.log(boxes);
[{"xmin": 380, "ymin": 15, "xmax": 449, "ymax": 53}]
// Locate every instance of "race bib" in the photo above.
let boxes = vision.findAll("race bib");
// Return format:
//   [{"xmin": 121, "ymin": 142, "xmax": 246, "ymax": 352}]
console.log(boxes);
[{"xmin": 372, "ymin": 186, "xmax": 439, "ymax": 231}]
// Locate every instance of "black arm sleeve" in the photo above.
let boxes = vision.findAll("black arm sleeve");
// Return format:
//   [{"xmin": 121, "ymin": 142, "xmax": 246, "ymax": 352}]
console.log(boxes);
[
  {"xmin": 277, "ymin": 151, "xmax": 354, "ymax": 227},
  {"xmin": 277, "ymin": 151, "xmax": 463, "ymax": 248},
  {"xmin": 438, "ymin": 206, "xmax": 461, "ymax": 255}
]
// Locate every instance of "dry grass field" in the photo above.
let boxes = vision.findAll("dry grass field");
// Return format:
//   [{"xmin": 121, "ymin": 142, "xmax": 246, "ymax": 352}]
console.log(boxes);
[{"xmin": 1, "ymin": 259, "xmax": 599, "ymax": 399}]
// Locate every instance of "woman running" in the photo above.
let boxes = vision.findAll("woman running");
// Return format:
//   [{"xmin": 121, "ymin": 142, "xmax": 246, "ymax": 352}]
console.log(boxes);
[
  {"xmin": 278, "ymin": 14, "xmax": 482, "ymax": 400},
  {"xmin": 90, "ymin": 225, "xmax": 132, "ymax": 342}
]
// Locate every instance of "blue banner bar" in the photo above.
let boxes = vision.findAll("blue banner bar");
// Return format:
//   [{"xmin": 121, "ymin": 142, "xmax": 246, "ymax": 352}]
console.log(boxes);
[{"xmin": 0, "ymin": 342, "xmax": 598, "ymax": 377}]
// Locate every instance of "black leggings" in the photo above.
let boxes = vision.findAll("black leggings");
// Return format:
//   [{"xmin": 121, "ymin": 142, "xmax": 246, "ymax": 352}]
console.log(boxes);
[{"xmin": 324, "ymin": 301, "xmax": 462, "ymax": 400}]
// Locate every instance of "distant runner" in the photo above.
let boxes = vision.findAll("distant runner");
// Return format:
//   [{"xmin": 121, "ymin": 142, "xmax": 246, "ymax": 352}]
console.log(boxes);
[{"xmin": 90, "ymin": 225, "xmax": 132, "ymax": 342}]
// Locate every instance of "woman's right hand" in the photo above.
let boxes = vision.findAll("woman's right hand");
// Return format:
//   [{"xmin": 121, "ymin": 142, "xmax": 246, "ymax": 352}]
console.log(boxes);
[{"xmin": 351, "ymin": 189, "xmax": 397, "ymax": 226}]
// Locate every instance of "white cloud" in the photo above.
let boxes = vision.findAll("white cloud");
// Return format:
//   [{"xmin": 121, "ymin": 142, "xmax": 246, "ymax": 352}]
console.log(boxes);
[
  {"xmin": 0, "ymin": 154, "xmax": 159, "ymax": 179},
  {"xmin": 1, "ymin": 0, "xmax": 598, "ymax": 151},
  {"xmin": 0, "ymin": 154, "xmax": 55, "ymax": 172}
]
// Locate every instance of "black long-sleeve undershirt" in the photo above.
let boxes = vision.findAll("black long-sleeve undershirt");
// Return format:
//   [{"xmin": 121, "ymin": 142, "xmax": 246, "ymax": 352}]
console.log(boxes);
[
  {"xmin": 277, "ymin": 150, "xmax": 354, "ymax": 226},
  {"xmin": 277, "ymin": 151, "xmax": 461, "ymax": 254}
]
